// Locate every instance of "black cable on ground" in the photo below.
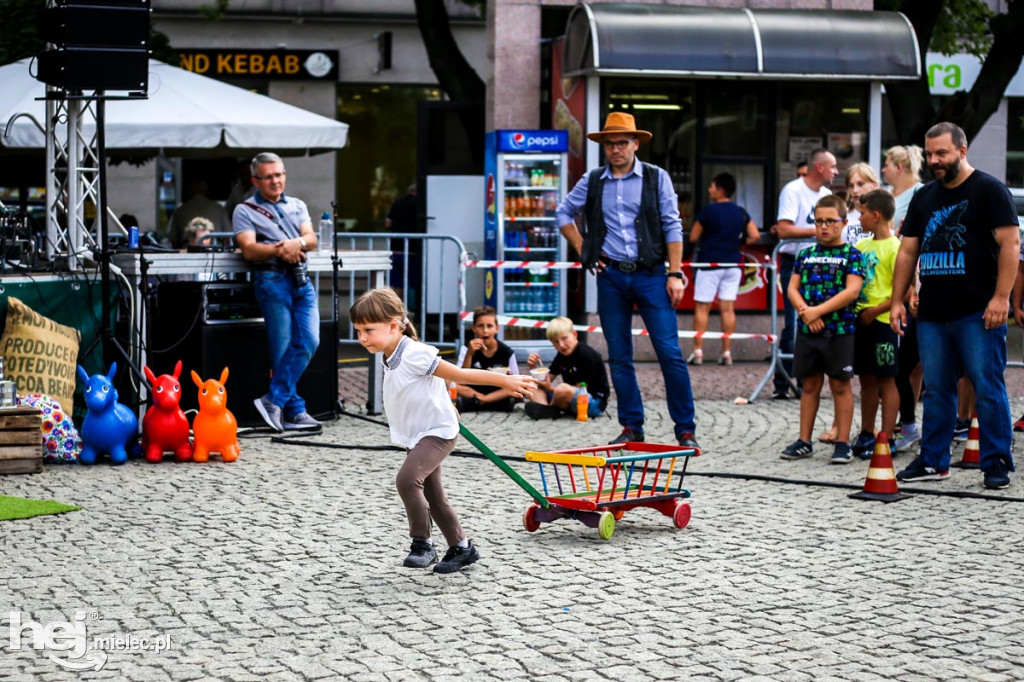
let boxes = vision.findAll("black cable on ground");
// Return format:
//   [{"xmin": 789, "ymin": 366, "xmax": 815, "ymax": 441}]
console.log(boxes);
[
  {"xmin": 271, "ymin": 433, "xmax": 1024, "ymax": 503},
  {"xmin": 337, "ymin": 407, "xmax": 388, "ymax": 427}
]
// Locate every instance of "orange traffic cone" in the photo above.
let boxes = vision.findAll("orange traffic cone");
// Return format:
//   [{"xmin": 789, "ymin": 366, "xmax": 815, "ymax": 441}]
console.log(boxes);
[
  {"xmin": 849, "ymin": 432, "xmax": 912, "ymax": 502},
  {"xmin": 953, "ymin": 412, "xmax": 980, "ymax": 469}
]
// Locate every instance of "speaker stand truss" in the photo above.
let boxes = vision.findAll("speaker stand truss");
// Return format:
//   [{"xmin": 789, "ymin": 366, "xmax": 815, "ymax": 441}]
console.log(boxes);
[{"xmin": 43, "ymin": 89, "xmax": 130, "ymax": 270}]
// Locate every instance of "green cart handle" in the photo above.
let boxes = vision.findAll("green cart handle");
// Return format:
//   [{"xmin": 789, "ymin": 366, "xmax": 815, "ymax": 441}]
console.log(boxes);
[{"xmin": 459, "ymin": 423, "xmax": 549, "ymax": 508}]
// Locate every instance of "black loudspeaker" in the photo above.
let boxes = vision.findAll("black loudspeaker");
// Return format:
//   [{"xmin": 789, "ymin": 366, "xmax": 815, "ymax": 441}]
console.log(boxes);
[
  {"xmin": 38, "ymin": 47, "xmax": 149, "ymax": 92},
  {"xmin": 41, "ymin": 2, "xmax": 150, "ymax": 47},
  {"xmin": 150, "ymin": 283, "xmax": 338, "ymax": 428},
  {"xmin": 36, "ymin": 0, "xmax": 150, "ymax": 92}
]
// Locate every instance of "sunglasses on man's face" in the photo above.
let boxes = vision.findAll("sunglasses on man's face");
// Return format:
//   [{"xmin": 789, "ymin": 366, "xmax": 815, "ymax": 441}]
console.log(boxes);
[{"xmin": 602, "ymin": 139, "xmax": 633, "ymax": 150}]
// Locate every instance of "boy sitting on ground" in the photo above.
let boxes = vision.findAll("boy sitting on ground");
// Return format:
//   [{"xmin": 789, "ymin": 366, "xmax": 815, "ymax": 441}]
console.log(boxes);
[
  {"xmin": 850, "ymin": 189, "xmax": 902, "ymax": 460},
  {"xmin": 524, "ymin": 317, "xmax": 610, "ymax": 420},
  {"xmin": 781, "ymin": 195, "xmax": 865, "ymax": 463},
  {"xmin": 455, "ymin": 305, "xmax": 520, "ymax": 412}
]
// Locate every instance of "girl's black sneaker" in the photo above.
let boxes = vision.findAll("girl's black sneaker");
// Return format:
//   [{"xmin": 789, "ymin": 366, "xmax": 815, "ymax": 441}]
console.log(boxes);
[
  {"xmin": 434, "ymin": 541, "xmax": 480, "ymax": 574},
  {"xmin": 402, "ymin": 538, "xmax": 437, "ymax": 568}
]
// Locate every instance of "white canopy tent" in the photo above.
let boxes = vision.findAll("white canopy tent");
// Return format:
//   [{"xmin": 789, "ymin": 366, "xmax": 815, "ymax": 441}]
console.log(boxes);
[
  {"xmin": 0, "ymin": 58, "xmax": 348, "ymax": 264},
  {"xmin": 1, "ymin": 58, "xmax": 349, "ymax": 156}
]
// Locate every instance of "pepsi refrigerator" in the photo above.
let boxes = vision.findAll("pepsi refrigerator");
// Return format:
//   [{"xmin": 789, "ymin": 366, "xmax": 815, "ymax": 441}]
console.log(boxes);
[{"xmin": 483, "ymin": 130, "xmax": 569, "ymax": 341}]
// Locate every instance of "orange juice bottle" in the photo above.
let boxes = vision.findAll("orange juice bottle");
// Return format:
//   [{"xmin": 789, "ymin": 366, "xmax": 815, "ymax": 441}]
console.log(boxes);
[{"xmin": 576, "ymin": 382, "xmax": 589, "ymax": 421}]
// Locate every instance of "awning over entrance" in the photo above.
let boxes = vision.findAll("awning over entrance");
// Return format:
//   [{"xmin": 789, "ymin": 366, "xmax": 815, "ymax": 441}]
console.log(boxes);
[{"xmin": 563, "ymin": 4, "xmax": 921, "ymax": 81}]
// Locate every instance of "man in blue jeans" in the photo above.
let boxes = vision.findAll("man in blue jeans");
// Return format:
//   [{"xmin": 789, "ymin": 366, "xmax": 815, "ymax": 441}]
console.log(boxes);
[
  {"xmin": 891, "ymin": 122, "xmax": 1019, "ymax": 490},
  {"xmin": 233, "ymin": 152, "xmax": 322, "ymax": 432},
  {"xmin": 555, "ymin": 112, "xmax": 698, "ymax": 451}
]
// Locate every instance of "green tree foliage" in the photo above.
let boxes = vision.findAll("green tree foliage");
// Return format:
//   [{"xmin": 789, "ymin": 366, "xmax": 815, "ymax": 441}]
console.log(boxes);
[
  {"xmin": 0, "ymin": 0, "xmax": 175, "ymax": 66},
  {"xmin": 0, "ymin": 0, "xmax": 45, "ymax": 64},
  {"xmin": 878, "ymin": 0, "xmax": 1024, "ymax": 145},
  {"xmin": 930, "ymin": 0, "xmax": 994, "ymax": 58}
]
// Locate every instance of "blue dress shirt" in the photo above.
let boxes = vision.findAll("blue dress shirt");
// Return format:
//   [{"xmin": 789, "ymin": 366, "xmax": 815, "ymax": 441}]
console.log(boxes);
[{"xmin": 555, "ymin": 161, "xmax": 682, "ymax": 262}]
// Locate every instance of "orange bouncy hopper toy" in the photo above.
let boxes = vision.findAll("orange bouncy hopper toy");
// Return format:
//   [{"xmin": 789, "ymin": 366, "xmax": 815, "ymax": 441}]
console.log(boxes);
[{"xmin": 190, "ymin": 368, "xmax": 240, "ymax": 463}]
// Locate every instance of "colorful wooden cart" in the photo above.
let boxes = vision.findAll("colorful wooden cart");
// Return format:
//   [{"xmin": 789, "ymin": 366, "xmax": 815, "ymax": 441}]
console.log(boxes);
[{"xmin": 522, "ymin": 441, "xmax": 700, "ymax": 540}]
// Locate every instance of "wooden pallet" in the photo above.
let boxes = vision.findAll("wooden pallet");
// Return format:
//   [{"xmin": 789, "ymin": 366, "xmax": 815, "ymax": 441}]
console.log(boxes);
[{"xmin": 0, "ymin": 407, "xmax": 43, "ymax": 475}]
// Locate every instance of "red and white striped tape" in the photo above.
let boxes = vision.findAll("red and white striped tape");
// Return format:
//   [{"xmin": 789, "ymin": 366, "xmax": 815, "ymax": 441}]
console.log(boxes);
[
  {"xmin": 464, "ymin": 259, "xmax": 581, "ymax": 270},
  {"xmin": 459, "ymin": 312, "xmax": 775, "ymax": 342},
  {"xmin": 463, "ymin": 259, "xmax": 771, "ymax": 271}
]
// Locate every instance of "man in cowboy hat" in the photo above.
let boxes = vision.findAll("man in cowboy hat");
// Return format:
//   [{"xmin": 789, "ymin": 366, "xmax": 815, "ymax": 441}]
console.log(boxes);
[{"xmin": 554, "ymin": 112, "xmax": 698, "ymax": 451}]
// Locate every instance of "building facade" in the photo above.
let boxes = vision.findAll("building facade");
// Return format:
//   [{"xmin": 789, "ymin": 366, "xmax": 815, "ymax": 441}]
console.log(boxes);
[{"xmin": 110, "ymin": 0, "xmax": 486, "ymax": 233}]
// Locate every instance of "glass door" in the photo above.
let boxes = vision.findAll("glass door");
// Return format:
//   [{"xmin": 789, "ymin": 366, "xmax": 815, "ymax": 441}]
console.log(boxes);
[{"xmin": 498, "ymin": 153, "xmax": 564, "ymax": 318}]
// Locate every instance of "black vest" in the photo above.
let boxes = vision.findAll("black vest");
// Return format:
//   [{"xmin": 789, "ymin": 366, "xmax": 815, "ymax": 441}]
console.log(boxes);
[{"xmin": 581, "ymin": 161, "xmax": 665, "ymax": 270}]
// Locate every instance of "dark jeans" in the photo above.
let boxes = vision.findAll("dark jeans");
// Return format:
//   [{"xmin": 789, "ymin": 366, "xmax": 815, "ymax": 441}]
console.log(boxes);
[
  {"xmin": 896, "ymin": 316, "xmax": 920, "ymax": 424},
  {"xmin": 774, "ymin": 253, "xmax": 797, "ymax": 392},
  {"xmin": 917, "ymin": 315, "xmax": 1013, "ymax": 475},
  {"xmin": 596, "ymin": 268, "xmax": 696, "ymax": 438}
]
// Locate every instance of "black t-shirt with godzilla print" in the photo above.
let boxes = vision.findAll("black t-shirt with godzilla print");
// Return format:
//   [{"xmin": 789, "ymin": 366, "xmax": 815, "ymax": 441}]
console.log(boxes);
[{"xmin": 900, "ymin": 170, "xmax": 1018, "ymax": 322}]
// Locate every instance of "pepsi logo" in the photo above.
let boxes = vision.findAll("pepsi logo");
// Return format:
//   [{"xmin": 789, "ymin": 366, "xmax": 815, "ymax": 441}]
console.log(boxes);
[
  {"xmin": 511, "ymin": 133, "xmax": 526, "ymax": 148},
  {"xmin": 527, "ymin": 135, "xmax": 559, "ymax": 146}
]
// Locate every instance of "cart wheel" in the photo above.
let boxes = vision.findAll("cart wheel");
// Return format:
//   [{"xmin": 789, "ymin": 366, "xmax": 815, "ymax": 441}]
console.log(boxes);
[
  {"xmin": 612, "ymin": 509, "xmax": 624, "ymax": 521},
  {"xmin": 523, "ymin": 503, "xmax": 541, "ymax": 533},
  {"xmin": 597, "ymin": 511, "xmax": 616, "ymax": 540},
  {"xmin": 672, "ymin": 501, "xmax": 692, "ymax": 529}
]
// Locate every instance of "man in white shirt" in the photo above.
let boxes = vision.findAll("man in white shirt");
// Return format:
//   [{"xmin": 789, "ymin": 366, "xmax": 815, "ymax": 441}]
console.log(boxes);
[{"xmin": 773, "ymin": 148, "xmax": 838, "ymax": 398}]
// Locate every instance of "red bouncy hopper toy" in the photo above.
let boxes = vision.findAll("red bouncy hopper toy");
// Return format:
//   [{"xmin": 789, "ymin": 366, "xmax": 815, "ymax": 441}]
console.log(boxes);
[
  {"xmin": 142, "ymin": 361, "xmax": 192, "ymax": 463},
  {"xmin": 190, "ymin": 368, "xmax": 240, "ymax": 463}
]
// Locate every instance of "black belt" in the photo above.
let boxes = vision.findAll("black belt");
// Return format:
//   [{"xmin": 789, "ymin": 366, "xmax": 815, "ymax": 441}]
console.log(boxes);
[
  {"xmin": 600, "ymin": 256, "xmax": 653, "ymax": 274},
  {"xmin": 254, "ymin": 261, "xmax": 287, "ymax": 273}
]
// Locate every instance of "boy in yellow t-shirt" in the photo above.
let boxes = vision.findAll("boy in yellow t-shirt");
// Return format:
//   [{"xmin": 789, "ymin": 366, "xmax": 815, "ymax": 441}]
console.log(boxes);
[{"xmin": 851, "ymin": 189, "xmax": 902, "ymax": 459}]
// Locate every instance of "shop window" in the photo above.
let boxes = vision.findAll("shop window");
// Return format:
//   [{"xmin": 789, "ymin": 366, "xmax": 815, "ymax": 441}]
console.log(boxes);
[
  {"xmin": 704, "ymin": 84, "xmax": 769, "ymax": 158},
  {"xmin": 601, "ymin": 79, "xmax": 696, "ymax": 226},
  {"xmin": 336, "ymin": 84, "xmax": 441, "ymax": 230},
  {"xmin": 776, "ymin": 83, "xmax": 869, "ymax": 200}
]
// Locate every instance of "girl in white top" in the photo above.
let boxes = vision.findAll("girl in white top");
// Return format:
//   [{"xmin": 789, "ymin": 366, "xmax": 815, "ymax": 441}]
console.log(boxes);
[
  {"xmin": 882, "ymin": 144, "xmax": 924, "ymax": 233},
  {"xmin": 350, "ymin": 288, "xmax": 535, "ymax": 575},
  {"xmin": 840, "ymin": 163, "xmax": 881, "ymax": 247}
]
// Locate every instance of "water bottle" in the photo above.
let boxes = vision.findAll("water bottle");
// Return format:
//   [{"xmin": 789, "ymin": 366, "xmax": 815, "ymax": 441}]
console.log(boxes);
[
  {"xmin": 319, "ymin": 211, "xmax": 333, "ymax": 251},
  {"xmin": 576, "ymin": 382, "xmax": 590, "ymax": 422}
]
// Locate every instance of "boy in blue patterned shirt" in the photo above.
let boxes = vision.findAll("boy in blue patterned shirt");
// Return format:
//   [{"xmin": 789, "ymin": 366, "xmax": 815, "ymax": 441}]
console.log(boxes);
[{"xmin": 781, "ymin": 195, "xmax": 866, "ymax": 463}]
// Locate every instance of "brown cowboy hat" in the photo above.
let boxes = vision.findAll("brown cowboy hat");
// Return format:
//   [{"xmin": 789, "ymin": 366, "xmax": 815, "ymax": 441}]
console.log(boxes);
[{"xmin": 586, "ymin": 112, "xmax": 652, "ymax": 145}]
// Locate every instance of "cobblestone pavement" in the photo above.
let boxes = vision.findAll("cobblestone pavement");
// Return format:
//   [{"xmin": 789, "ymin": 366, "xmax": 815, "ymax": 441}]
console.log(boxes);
[{"xmin": 3, "ymin": 362, "xmax": 1024, "ymax": 681}]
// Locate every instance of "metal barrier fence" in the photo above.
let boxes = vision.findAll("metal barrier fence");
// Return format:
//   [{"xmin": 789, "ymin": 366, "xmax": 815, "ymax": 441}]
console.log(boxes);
[
  {"xmin": 330, "ymin": 231, "xmax": 1024, "ymax": 410},
  {"xmin": 331, "ymin": 232, "xmax": 467, "ymax": 350},
  {"xmin": 461, "ymin": 254, "xmax": 788, "ymax": 403},
  {"xmin": 747, "ymin": 238, "xmax": 802, "ymax": 403},
  {"xmin": 331, "ymin": 232, "xmax": 467, "ymax": 414}
]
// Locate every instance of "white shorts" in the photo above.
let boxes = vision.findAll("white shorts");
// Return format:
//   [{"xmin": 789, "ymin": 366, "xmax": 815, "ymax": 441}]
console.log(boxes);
[{"xmin": 694, "ymin": 268, "xmax": 742, "ymax": 303}]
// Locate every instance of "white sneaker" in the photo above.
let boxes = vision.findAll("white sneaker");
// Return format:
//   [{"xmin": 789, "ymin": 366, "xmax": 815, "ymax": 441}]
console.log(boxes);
[
  {"xmin": 718, "ymin": 352, "xmax": 733, "ymax": 366},
  {"xmin": 893, "ymin": 423, "xmax": 921, "ymax": 452},
  {"xmin": 687, "ymin": 350, "xmax": 703, "ymax": 365},
  {"xmin": 283, "ymin": 411, "xmax": 322, "ymax": 431}
]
